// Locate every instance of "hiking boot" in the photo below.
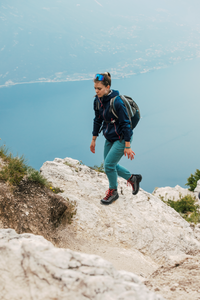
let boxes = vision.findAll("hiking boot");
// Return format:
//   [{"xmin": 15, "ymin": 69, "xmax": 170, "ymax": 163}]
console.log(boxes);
[
  {"xmin": 127, "ymin": 174, "xmax": 142, "ymax": 195},
  {"xmin": 101, "ymin": 189, "xmax": 119, "ymax": 205}
]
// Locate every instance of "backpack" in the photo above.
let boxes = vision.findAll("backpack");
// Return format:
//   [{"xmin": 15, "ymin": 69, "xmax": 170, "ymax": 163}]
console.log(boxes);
[
  {"xmin": 110, "ymin": 95, "xmax": 140, "ymax": 130},
  {"xmin": 95, "ymin": 95, "xmax": 140, "ymax": 131}
]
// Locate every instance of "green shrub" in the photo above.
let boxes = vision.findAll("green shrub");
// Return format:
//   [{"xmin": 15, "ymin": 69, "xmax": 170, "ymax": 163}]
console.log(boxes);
[
  {"xmin": 27, "ymin": 167, "xmax": 49, "ymax": 187},
  {"xmin": 185, "ymin": 169, "xmax": 200, "ymax": 191},
  {"xmin": 168, "ymin": 195, "xmax": 197, "ymax": 214},
  {"xmin": 185, "ymin": 211, "xmax": 200, "ymax": 224},
  {"xmin": 163, "ymin": 194, "xmax": 200, "ymax": 224}
]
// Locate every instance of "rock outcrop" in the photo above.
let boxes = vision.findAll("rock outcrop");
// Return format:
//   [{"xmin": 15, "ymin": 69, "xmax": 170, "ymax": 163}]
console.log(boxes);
[
  {"xmin": 152, "ymin": 185, "xmax": 194, "ymax": 201},
  {"xmin": 194, "ymin": 180, "xmax": 200, "ymax": 200},
  {"xmin": 0, "ymin": 229, "xmax": 164, "ymax": 300},
  {"xmin": 41, "ymin": 157, "xmax": 200, "ymax": 269}
]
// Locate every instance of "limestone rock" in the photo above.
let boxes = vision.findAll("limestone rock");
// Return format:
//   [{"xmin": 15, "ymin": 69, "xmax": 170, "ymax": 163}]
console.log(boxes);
[
  {"xmin": 145, "ymin": 253, "xmax": 200, "ymax": 300},
  {"xmin": 194, "ymin": 180, "xmax": 200, "ymax": 200},
  {"xmin": 152, "ymin": 185, "xmax": 194, "ymax": 202},
  {"xmin": 0, "ymin": 229, "xmax": 164, "ymax": 300},
  {"xmin": 41, "ymin": 158, "xmax": 200, "ymax": 265}
]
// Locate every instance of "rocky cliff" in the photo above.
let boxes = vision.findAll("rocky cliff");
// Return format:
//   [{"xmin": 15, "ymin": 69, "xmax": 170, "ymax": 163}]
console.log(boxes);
[
  {"xmin": 1, "ymin": 156, "xmax": 200, "ymax": 300},
  {"xmin": 41, "ymin": 157, "xmax": 200, "ymax": 267}
]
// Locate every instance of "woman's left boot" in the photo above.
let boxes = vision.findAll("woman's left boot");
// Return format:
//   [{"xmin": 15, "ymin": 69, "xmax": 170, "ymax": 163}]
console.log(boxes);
[{"xmin": 101, "ymin": 189, "xmax": 119, "ymax": 205}]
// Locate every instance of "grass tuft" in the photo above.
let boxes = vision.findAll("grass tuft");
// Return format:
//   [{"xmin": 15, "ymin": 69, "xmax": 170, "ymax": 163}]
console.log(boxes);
[
  {"xmin": 0, "ymin": 152, "xmax": 28, "ymax": 186},
  {"xmin": 64, "ymin": 199, "xmax": 77, "ymax": 224},
  {"xmin": 90, "ymin": 162, "xmax": 105, "ymax": 173},
  {"xmin": 0, "ymin": 145, "xmax": 48, "ymax": 187},
  {"xmin": 0, "ymin": 144, "xmax": 9, "ymax": 160},
  {"xmin": 27, "ymin": 167, "xmax": 49, "ymax": 187}
]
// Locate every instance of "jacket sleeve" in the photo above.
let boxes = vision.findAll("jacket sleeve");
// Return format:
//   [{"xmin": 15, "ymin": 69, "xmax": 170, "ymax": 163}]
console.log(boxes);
[
  {"xmin": 92, "ymin": 98, "xmax": 104, "ymax": 136},
  {"xmin": 114, "ymin": 97, "xmax": 133, "ymax": 142}
]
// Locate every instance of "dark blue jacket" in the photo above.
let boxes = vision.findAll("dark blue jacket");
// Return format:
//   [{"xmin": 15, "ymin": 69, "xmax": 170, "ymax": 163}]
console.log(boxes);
[{"xmin": 92, "ymin": 89, "xmax": 133, "ymax": 142}]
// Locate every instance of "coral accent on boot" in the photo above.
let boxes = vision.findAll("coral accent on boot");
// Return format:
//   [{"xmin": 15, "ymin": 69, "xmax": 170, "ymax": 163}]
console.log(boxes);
[
  {"xmin": 104, "ymin": 189, "xmax": 116, "ymax": 200},
  {"xmin": 127, "ymin": 175, "xmax": 135, "ymax": 191}
]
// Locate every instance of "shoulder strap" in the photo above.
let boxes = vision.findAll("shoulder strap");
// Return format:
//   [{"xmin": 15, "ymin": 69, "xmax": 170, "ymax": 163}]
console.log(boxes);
[
  {"xmin": 95, "ymin": 98, "xmax": 100, "ymax": 111},
  {"xmin": 120, "ymin": 95, "xmax": 134, "ymax": 118},
  {"xmin": 109, "ymin": 96, "xmax": 118, "ymax": 119}
]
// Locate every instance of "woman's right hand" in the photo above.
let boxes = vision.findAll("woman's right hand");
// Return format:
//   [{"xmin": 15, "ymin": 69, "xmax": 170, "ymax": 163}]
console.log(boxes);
[{"xmin": 90, "ymin": 140, "xmax": 96, "ymax": 153}]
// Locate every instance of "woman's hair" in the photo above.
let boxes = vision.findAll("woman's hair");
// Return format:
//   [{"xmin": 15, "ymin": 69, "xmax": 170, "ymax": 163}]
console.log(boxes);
[{"xmin": 94, "ymin": 72, "xmax": 111, "ymax": 87}]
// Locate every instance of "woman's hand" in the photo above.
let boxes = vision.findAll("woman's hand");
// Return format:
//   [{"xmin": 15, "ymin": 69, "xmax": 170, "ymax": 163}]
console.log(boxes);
[
  {"xmin": 124, "ymin": 148, "xmax": 135, "ymax": 160},
  {"xmin": 90, "ymin": 139, "xmax": 96, "ymax": 153}
]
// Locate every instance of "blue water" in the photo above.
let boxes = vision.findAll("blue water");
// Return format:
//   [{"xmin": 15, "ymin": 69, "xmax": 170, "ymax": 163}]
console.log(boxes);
[{"xmin": 0, "ymin": 59, "xmax": 200, "ymax": 192}]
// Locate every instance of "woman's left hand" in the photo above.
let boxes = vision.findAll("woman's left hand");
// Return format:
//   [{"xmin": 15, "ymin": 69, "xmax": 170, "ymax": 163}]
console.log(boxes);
[{"xmin": 124, "ymin": 148, "xmax": 135, "ymax": 160}]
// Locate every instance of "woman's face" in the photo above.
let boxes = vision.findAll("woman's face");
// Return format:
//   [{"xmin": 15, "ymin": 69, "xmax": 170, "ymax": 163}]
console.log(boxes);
[{"xmin": 94, "ymin": 82, "xmax": 110, "ymax": 98}]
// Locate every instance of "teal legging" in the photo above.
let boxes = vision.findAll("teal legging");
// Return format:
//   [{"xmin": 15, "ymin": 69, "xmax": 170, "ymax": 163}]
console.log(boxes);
[{"xmin": 104, "ymin": 137, "xmax": 133, "ymax": 189}]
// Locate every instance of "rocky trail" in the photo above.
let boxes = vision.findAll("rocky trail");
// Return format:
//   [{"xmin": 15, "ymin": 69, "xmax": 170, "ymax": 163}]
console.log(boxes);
[
  {"xmin": 145, "ymin": 254, "xmax": 200, "ymax": 300},
  {"xmin": 0, "ymin": 156, "xmax": 200, "ymax": 299}
]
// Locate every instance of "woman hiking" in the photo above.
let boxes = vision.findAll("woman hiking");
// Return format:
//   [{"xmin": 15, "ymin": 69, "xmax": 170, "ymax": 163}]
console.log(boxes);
[{"xmin": 90, "ymin": 72, "xmax": 142, "ymax": 205}]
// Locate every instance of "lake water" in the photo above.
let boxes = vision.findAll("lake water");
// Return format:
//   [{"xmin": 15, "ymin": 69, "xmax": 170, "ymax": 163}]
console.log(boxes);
[{"xmin": 0, "ymin": 59, "xmax": 200, "ymax": 193}]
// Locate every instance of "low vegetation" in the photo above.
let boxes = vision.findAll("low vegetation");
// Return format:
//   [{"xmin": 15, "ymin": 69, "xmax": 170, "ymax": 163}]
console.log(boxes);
[
  {"xmin": 0, "ymin": 143, "xmax": 76, "ymax": 225},
  {"xmin": 160, "ymin": 194, "xmax": 200, "ymax": 224},
  {"xmin": 0, "ymin": 145, "xmax": 48, "ymax": 187},
  {"xmin": 27, "ymin": 167, "xmax": 49, "ymax": 186},
  {"xmin": 63, "ymin": 199, "xmax": 77, "ymax": 224},
  {"xmin": 64, "ymin": 161, "xmax": 79, "ymax": 172},
  {"xmin": 90, "ymin": 162, "xmax": 105, "ymax": 173},
  {"xmin": 50, "ymin": 186, "xmax": 64, "ymax": 194},
  {"xmin": 0, "ymin": 144, "xmax": 65, "ymax": 194}
]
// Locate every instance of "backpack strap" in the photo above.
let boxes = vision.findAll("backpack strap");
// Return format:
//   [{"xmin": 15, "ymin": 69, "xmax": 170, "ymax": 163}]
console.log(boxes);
[
  {"xmin": 120, "ymin": 95, "xmax": 134, "ymax": 126},
  {"xmin": 109, "ymin": 96, "xmax": 118, "ymax": 119},
  {"xmin": 94, "ymin": 98, "xmax": 100, "ymax": 111},
  {"xmin": 110, "ymin": 95, "xmax": 133, "ymax": 124}
]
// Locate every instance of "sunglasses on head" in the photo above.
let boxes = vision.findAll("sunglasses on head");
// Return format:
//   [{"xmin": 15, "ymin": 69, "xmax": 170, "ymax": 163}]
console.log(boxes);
[{"xmin": 94, "ymin": 74, "xmax": 104, "ymax": 81}]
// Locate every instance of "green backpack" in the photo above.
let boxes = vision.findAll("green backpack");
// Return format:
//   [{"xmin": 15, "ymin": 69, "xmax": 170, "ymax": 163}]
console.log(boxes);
[{"xmin": 109, "ymin": 95, "xmax": 140, "ymax": 129}]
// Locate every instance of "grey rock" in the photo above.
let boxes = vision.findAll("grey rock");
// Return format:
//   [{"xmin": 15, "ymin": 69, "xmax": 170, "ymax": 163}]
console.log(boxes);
[
  {"xmin": 0, "ymin": 229, "xmax": 164, "ymax": 300},
  {"xmin": 194, "ymin": 180, "xmax": 200, "ymax": 201},
  {"xmin": 41, "ymin": 158, "xmax": 200, "ymax": 266},
  {"xmin": 152, "ymin": 185, "xmax": 194, "ymax": 201}
]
